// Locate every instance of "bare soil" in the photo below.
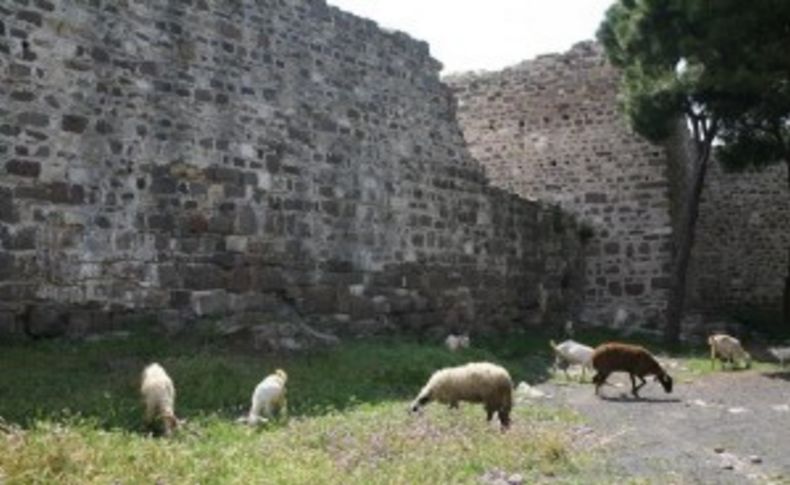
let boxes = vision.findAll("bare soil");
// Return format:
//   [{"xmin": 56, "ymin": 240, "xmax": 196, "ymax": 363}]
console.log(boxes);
[{"xmin": 536, "ymin": 369, "xmax": 790, "ymax": 484}]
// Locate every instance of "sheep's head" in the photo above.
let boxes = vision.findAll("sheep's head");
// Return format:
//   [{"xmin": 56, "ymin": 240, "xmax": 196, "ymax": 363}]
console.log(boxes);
[
  {"xmin": 656, "ymin": 373, "xmax": 673, "ymax": 393},
  {"xmin": 409, "ymin": 393, "xmax": 431, "ymax": 413},
  {"xmin": 161, "ymin": 413, "xmax": 180, "ymax": 437},
  {"xmin": 275, "ymin": 369, "xmax": 288, "ymax": 383}
]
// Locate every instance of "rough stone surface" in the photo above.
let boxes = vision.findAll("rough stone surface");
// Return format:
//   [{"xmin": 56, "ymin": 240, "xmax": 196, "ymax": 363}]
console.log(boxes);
[
  {"xmin": 446, "ymin": 42, "xmax": 673, "ymax": 327},
  {"xmin": 0, "ymin": 0, "xmax": 584, "ymax": 337},
  {"xmin": 448, "ymin": 41, "xmax": 790, "ymax": 328},
  {"xmin": 687, "ymin": 161, "xmax": 790, "ymax": 320}
]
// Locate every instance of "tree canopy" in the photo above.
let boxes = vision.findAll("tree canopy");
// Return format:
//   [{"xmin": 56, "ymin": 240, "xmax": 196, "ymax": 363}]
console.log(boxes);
[
  {"xmin": 597, "ymin": 0, "xmax": 790, "ymax": 340},
  {"xmin": 597, "ymin": 0, "xmax": 790, "ymax": 167}
]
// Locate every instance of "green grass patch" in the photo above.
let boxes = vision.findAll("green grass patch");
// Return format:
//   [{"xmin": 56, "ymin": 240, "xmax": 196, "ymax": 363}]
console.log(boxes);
[
  {"xmin": 1, "ymin": 325, "xmax": 779, "ymax": 483},
  {"xmin": 0, "ymin": 330, "xmax": 603, "ymax": 484}
]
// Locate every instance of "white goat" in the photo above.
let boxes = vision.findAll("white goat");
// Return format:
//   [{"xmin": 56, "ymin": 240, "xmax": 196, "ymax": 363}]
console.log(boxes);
[
  {"xmin": 768, "ymin": 346, "xmax": 790, "ymax": 367},
  {"xmin": 445, "ymin": 334, "xmax": 470, "ymax": 352},
  {"xmin": 549, "ymin": 339, "xmax": 594, "ymax": 381},
  {"xmin": 140, "ymin": 363, "xmax": 179, "ymax": 436},
  {"xmin": 708, "ymin": 334, "xmax": 751, "ymax": 370},
  {"xmin": 241, "ymin": 369, "xmax": 288, "ymax": 425}
]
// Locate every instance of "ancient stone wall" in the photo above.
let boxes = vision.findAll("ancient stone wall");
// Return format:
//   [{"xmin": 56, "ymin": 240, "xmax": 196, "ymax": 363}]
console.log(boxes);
[
  {"xmin": 688, "ymin": 161, "xmax": 790, "ymax": 320},
  {"xmin": 0, "ymin": 0, "xmax": 583, "ymax": 338},
  {"xmin": 446, "ymin": 42, "xmax": 673, "ymax": 329}
]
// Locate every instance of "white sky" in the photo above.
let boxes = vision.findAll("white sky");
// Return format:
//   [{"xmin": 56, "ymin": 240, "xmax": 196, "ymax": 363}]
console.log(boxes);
[{"xmin": 327, "ymin": 0, "xmax": 614, "ymax": 74}]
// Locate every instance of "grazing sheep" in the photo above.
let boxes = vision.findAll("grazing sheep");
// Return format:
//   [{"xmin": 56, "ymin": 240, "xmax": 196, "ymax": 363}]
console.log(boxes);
[
  {"xmin": 708, "ymin": 334, "xmax": 751, "ymax": 370},
  {"xmin": 242, "ymin": 369, "xmax": 288, "ymax": 425},
  {"xmin": 591, "ymin": 343, "xmax": 673, "ymax": 398},
  {"xmin": 445, "ymin": 334, "xmax": 470, "ymax": 352},
  {"xmin": 768, "ymin": 346, "xmax": 790, "ymax": 367},
  {"xmin": 410, "ymin": 362, "xmax": 513, "ymax": 429},
  {"xmin": 549, "ymin": 339, "xmax": 594, "ymax": 381},
  {"xmin": 140, "ymin": 363, "xmax": 179, "ymax": 436}
]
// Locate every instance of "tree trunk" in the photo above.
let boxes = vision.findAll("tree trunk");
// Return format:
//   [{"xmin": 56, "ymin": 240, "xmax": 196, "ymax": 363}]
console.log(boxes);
[
  {"xmin": 784, "ymin": 254, "xmax": 790, "ymax": 327},
  {"xmin": 664, "ymin": 144, "xmax": 711, "ymax": 345},
  {"xmin": 785, "ymin": 160, "xmax": 790, "ymax": 327}
]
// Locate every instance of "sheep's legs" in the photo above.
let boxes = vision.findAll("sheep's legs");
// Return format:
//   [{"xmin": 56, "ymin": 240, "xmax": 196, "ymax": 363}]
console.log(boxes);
[
  {"xmin": 486, "ymin": 406, "xmax": 495, "ymax": 422},
  {"xmin": 497, "ymin": 407, "xmax": 511, "ymax": 430},
  {"xmin": 630, "ymin": 374, "xmax": 647, "ymax": 398}
]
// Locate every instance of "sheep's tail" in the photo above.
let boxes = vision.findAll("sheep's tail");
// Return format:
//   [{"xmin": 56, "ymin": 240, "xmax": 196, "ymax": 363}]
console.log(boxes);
[{"xmin": 549, "ymin": 339, "xmax": 559, "ymax": 352}]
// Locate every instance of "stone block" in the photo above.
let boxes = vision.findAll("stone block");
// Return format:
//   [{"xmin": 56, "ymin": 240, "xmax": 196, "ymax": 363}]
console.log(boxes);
[
  {"xmin": 0, "ymin": 311, "xmax": 19, "ymax": 335},
  {"xmin": 191, "ymin": 290, "xmax": 229, "ymax": 317},
  {"xmin": 23, "ymin": 304, "xmax": 69, "ymax": 338},
  {"xmin": 183, "ymin": 264, "xmax": 225, "ymax": 290},
  {"xmin": 61, "ymin": 114, "xmax": 89, "ymax": 133},
  {"xmin": 6, "ymin": 159, "xmax": 41, "ymax": 177}
]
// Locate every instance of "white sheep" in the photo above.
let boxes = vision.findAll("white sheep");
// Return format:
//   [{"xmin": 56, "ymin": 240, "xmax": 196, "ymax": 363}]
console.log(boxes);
[
  {"xmin": 708, "ymin": 334, "xmax": 751, "ymax": 370},
  {"xmin": 768, "ymin": 346, "xmax": 790, "ymax": 367},
  {"xmin": 549, "ymin": 339, "xmax": 594, "ymax": 381},
  {"xmin": 140, "ymin": 363, "xmax": 179, "ymax": 436},
  {"xmin": 444, "ymin": 334, "xmax": 470, "ymax": 352},
  {"xmin": 240, "ymin": 369, "xmax": 288, "ymax": 425},
  {"xmin": 410, "ymin": 362, "xmax": 513, "ymax": 429}
]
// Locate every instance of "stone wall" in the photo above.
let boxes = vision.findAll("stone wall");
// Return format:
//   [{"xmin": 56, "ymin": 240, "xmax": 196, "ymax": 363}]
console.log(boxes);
[
  {"xmin": 688, "ymin": 161, "xmax": 790, "ymax": 319},
  {"xmin": 446, "ymin": 42, "xmax": 673, "ymax": 329},
  {"xmin": 0, "ymin": 0, "xmax": 583, "ymax": 338}
]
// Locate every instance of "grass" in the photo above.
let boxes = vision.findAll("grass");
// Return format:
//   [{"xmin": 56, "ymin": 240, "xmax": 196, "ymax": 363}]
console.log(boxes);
[
  {"xmin": 0, "ymin": 327, "xmax": 602, "ymax": 484},
  {"xmin": 1, "ymin": 324, "xmax": 782, "ymax": 484}
]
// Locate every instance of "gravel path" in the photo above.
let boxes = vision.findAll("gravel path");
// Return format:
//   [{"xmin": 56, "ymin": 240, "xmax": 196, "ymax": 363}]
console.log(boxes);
[{"xmin": 534, "ymin": 369, "xmax": 790, "ymax": 484}]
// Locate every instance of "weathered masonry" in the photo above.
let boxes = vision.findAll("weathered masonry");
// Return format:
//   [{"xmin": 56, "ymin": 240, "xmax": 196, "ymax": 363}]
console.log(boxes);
[
  {"xmin": 446, "ymin": 43, "xmax": 673, "ymax": 329},
  {"xmin": 448, "ymin": 42, "xmax": 790, "ymax": 329},
  {"xmin": 0, "ymin": 0, "xmax": 583, "ymax": 338}
]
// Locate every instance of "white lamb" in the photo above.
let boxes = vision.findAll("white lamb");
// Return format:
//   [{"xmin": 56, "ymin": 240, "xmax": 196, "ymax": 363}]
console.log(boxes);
[
  {"xmin": 549, "ymin": 339, "xmax": 594, "ymax": 381},
  {"xmin": 241, "ymin": 369, "xmax": 288, "ymax": 425},
  {"xmin": 768, "ymin": 346, "xmax": 790, "ymax": 367},
  {"xmin": 708, "ymin": 334, "xmax": 751, "ymax": 369},
  {"xmin": 140, "ymin": 363, "xmax": 179, "ymax": 436},
  {"xmin": 445, "ymin": 334, "xmax": 470, "ymax": 352},
  {"xmin": 410, "ymin": 362, "xmax": 513, "ymax": 429}
]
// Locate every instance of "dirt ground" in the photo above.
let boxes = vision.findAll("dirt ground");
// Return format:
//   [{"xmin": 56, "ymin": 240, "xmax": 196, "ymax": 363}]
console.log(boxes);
[{"xmin": 535, "ymin": 368, "xmax": 790, "ymax": 484}]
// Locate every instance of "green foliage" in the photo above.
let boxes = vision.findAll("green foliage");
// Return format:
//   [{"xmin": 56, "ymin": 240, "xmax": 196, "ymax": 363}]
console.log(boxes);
[{"xmin": 597, "ymin": 0, "xmax": 790, "ymax": 163}]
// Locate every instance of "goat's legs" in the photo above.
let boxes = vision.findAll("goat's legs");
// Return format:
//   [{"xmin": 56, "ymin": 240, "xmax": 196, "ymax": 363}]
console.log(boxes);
[
  {"xmin": 593, "ymin": 372, "xmax": 609, "ymax": 395},
  {"xmin": 631, "ymin": 374, "xmax": 647, "ymax": 397}
]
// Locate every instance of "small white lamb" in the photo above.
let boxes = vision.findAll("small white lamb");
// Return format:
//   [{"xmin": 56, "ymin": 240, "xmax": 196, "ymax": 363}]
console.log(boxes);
[
  {"xmin": 445, "ymin": 334, "xmax": 470, "ymax": 352},
  {"xmin": 549, "ymin": 339, "xmax": 594, "ymax": 381},
  {"xmin": 708, "ymin": 334, "xmax": 751, "ymax": 369},
  {"xmin": 241, "ymin": 369, "xmax": 288, "ymax": 425},
  {"xmin": 140, "ymin": 363, "xmax": 179, "ymax": 436},
  {"xmin": 768, "ymin": 346, "xmax": 790, "ymax": 367}
]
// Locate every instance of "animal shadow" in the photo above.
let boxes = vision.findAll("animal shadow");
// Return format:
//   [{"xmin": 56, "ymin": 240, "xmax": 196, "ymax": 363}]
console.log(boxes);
[
  {"xmin": 599, "ymin": 394, "xmax": 681, "ymax": 404},
  {"xmin": 762, "ymin": 371, "xmax": 790, "ymax": 382}
]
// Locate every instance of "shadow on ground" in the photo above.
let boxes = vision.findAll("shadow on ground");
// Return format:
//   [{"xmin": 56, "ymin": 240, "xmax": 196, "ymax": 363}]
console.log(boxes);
[
  {"xmin": 597, "ymin": 394, "xmax": 681, "ymax": 404},
  {"xmin": 761, "ymin": 370, "xmax": 790, "ymax": 382}
]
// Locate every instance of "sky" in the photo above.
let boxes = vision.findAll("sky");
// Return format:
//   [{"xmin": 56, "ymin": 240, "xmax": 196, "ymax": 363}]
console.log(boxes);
[{"xmin": 327, "ymin": 0, "xmax": 615, "ymax": 74}]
